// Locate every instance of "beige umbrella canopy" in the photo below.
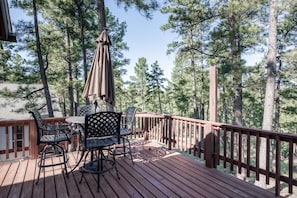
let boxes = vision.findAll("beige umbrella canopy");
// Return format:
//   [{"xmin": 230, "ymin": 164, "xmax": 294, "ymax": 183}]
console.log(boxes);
[{"xmin": 83, "ymin": 30, "xmax": 115, "ymax": 107}]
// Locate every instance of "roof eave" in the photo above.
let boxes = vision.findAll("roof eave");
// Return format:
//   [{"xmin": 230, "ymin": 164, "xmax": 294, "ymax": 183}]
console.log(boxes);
[{"xmin": 0, "ymin": 0, "xmax": 16, "ymax": 42}]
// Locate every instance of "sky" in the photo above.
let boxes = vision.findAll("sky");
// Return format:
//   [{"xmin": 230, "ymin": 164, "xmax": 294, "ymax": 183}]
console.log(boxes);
[
  {"xmin": 8, "ymin": 1, "xmax": 177, "ymax": 82},
  {"xmin": 105, "ymin": 1, "xmax": 177, "ymax": 81}
]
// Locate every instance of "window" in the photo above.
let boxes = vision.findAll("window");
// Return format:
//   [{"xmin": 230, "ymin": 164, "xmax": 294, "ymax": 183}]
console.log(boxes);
[{"xmin": 12, "ymin": 126, "xmax": 23, "ymax": 149}]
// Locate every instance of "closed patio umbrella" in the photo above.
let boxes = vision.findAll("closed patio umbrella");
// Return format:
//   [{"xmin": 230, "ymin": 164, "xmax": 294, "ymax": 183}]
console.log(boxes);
[{"xmin": 83, "ymin": 30, "xmax": 115, "ymax": 109}]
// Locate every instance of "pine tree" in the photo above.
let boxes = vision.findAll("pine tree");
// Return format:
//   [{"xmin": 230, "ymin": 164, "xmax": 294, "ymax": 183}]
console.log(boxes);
[
  {"xmin": 146, "ymin": 61, "xmax": 166, "ymax": 113},
  {"xmin": 161, "ymin": 0, "xmax": 212, "ymax": 119},
  {"xmin": 133, "ymin": 57, "xmax": 148, "ymax": 111}
]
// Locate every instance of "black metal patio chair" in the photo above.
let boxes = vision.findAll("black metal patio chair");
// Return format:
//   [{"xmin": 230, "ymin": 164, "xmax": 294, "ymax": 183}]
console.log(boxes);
[
  {"xmin": 78, "ymin": 104, "xmax": 95, "ymax": 116},
  {"xmin": 72, "ymin": 104, "xmax": 96, "ymax": 160},
  {"xmin": 29, "ymin": 108, "xmax": 71, "ymax": 184},
  {"xmin": 78, "ymin": 111, "xmax": 122, "ymax": 192},
  {"xmin": 114, "ymin": 106, "xmax": 137, "ymax": 164}
]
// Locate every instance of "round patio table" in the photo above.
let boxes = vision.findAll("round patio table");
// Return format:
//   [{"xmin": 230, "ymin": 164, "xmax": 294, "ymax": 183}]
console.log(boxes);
[{"xmin": 66, "ymin": 116, "xmax": 85, "ymax": 173}]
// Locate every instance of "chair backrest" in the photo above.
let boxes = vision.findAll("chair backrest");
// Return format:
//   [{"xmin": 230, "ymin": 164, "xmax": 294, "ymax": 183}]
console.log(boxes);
[
  {"xmin": 29, "ymin": 108, "xmax": 45, "ymax": 145},
  {"xmin": 78, "ymin": 105, "xmax": 94, "ymax": 116},
  {"xmin": 84, "ymin": 111, "xmax": 122, "ymax": 144},
  {"xmin": 124, "ymin": 106, "xmax": 137, "ymax": 130}
]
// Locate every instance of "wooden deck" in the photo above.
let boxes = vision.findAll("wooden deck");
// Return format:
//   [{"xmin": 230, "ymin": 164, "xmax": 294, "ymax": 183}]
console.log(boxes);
[{"xmin": 0, "ymin": 140, "xmax": 277, "ymax": 198}]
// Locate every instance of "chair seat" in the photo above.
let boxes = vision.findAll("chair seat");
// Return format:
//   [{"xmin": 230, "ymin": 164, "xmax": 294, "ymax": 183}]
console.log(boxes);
[
  {"xmin": 40, "ymin": 133, "xmax": 71, "ymax": 144},
  {"xmin": 85, "ymin": 137, "xmax": 118, "ymax": 148},
  {"xmin": 120, "ymin": 128, "xmax": 133, "ymax": 136}
]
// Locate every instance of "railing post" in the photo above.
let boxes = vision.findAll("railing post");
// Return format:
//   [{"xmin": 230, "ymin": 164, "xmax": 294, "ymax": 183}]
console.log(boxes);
[
  {"xmin": 204, "ymin": 123, "xmax": 215, "ymax": 168},
  {"xmin": 205, "ymin": 66, "xmax": 217, "ymax": 168},
  {"xmin": 166, "ymin": 115, "xmax": 172, "ymax": 150},
  {"xmin": 143, "ymin": 117, "xmax": 149, "ymax": 140},
  {"xmin": 28, "ymin": 120, "xmax": 38, "ymax": 159}
]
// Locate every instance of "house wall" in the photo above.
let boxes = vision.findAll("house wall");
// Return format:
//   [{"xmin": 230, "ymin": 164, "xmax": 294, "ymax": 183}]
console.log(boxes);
[
  {"xmin": 0, "ymin": 83, "xmax": 63, "ymax": 120},
  {"xmin": 0, "ymin": 83, "xmax": 62, "ymax": 159}
]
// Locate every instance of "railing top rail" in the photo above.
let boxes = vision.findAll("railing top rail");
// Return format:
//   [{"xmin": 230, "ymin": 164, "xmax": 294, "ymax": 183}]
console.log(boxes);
[
  {"xmin": 0, "ymin": 119, "xmax": 31, "ymax": 125},
  {"xmin": 135, "ymin": 112, "xmax": 165, "ymax": 118},
  {"xmin": 0, "ymin": 117, "xmax": 66, "ymax": 126},
  {"xmin": 134, "ymin": 112, "xmax": 297, "ymax": 141},
  {"xmin": 2, "ymin": 113, "xmax": 297, "ymax": 141}
]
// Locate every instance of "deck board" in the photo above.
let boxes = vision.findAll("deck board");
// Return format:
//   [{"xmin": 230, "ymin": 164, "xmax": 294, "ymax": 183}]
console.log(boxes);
[
  {"xmin": 1, "ymin": 161, "xmax": 19, "ymax": 198},
  {"xmin": 125, "ymin": 159, "xmax": 179, "ymax": 198},
  {"xmin": 53, "ymin": 157, "xmax": 68, "ymax": 198},
  {"xmin": 163, "ymin": 155, "xmax": 242, "ymax": 197},
  {"xmin": 145, "ymin": 158, "xmax": 205, "ymax": 197},
  {"xmin": 119, "ymin": 159, "xmax": 167, "ymax": 198},
  {"xmin": 20, "ymin": 159, "xmax": 35, "ymax": 198},
  {"xmin": 109, "ymin": 161, "xmax": 142, "ymax": 197},
  {"xmin": 117, "ymin": 162, "xmax": 155, "ymax": 198},
  {"xmin": 155, "ymin": 156, "xmax": 224, "ymax": 197},
  {"xmin": 173, "ymin": 154, "xmax": 274, "ymax": 197},
  {"xmin": 9, "ymin": 159, "xmax": 27, "ymax": 198},
  {"xmin": 0, "ymin": 140, "xmax": 278, "ymax": 198}
]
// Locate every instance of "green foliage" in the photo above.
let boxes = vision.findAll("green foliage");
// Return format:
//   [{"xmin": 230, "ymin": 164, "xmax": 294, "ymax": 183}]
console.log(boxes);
[
  {"xmin": 161, "ymin": 0, "xmax": 213, "ymax": 119},
  {"xmin": 8, "ymin": 0, "xmax": 131, "ymax": 114},
  {"xmin": 145, "ymin": 61, "xmax": 166, "ymax": 113},
  {"xmin": 3, "ymin": 0, "xmax": 297, "ymax": 142},
  {"xmin": 126, "ymin": 57, "xmax": 149, "ymax": 111},
  {"xmin": 0, "ymin": 42, "xmax": 12, "ymax": 82},
  {"xmin": 115, "ymin": 0, "xmax": 159, "ymax": 19}
]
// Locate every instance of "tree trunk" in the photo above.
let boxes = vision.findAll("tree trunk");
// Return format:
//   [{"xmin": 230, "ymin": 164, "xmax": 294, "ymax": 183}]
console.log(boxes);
[
  {"xmin": 228, "ymin": 0, "xmax": 244, "ymax": 180},
  {"xmin": 200, "ymin": 30, "xmax": 205, "ymax": 120},
  {"xmin": 65, "ymin": 21, "xmax": 74, "ymax": 116},
  {"xmin": 33, "ymin": 0, "xmax": 54, "ymax": 117},
  {"xmin": 229, "ymin": 9, "xmax": 242, "ymax": 126},
  {"xmin": 141, "ymin": 75, "xmax": 146, "ymax": 111},
  {"xmin": 75, "ymin": 0, "xmax": 87, "ymax": 108},
  {"xmin": 97, "ymin": 0, "xmax": 106, "ymax": 32},
  {"xmin": 272, "ymin": 51, "xmax": 282, "ymax": 175},
  {"xmin": 158, "ymin": 83, "xmax": 162, "ymax": 114},
  {"xmin": 189, "ymin": 27, "xmax": 199, "ymax": 119},
  {"xmin": 274, "ymin": 57, "xmax": 281, "ymax": 132},
  {"xmin": 97, "ymin": 0, "xmax": 114, "ymax": 111},
  {"xmin": 223, "ymin": 86, "xmax": 228, "ymax": 123},
  {"xmin": 257, "ymin": 0, "xmax": 278, "ymax": 188}
]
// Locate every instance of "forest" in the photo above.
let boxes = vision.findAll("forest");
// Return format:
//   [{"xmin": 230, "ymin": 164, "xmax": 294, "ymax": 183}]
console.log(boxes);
[{"xmin": 1, "ymin": 0, "xmax": 297, "ymax": 136}]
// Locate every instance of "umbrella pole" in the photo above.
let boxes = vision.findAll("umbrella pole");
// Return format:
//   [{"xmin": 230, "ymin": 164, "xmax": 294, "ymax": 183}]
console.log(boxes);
[
  {"xmin": 94, "ymin": 100, "xmax": 98, "ymax": 112},
  {"xmin": 106, "ymin": 102, "xmax": 114, "ymax": 112}
]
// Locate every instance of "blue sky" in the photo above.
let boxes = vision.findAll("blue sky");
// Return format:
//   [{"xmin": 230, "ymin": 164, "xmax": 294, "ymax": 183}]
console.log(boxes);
[{"xmin": 105, "ymin": 1, "xmax": 177, "ymax": 81}]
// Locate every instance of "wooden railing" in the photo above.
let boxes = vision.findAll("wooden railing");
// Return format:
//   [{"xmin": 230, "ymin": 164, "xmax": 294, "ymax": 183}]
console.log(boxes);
[
  {"xmin": 0, "ymin": 118, "xmax": 67, "ymax": 160},
  {"xmin": 1, "ymin": 112, "xmax": 296, "ymax": 196},
  {"xmin": 133, "ymin": 113, "xmax": 297, "ymax": 196}
]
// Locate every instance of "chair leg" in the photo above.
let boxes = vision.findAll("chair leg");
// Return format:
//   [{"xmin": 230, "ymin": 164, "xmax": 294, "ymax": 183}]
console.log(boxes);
[
  {"xmin": 36, "ymin": 144, "xmax": 69, "ymax": 182},
  {"xmin": 36, "ymin": 146, "xmax": 47, "ymax": 184},
  {"xmin": 79, "ymin": 150, "xmax": 90, "ymax": 183},
  {"xmin": 69, "ymin": 149, "xmax": 85, "ymax": 174},
  {"xmin": 123, "ymin": 137, "xmax": 134, "ymax": 165},
  {"xmin": 59, "ymin": 144, "xmax": 68, "ymax": 177},
  {"xmin": 122, "ymin": 137, "xmax": 126, "ymax": 157},
  {"xmin": 97, "ymin": 149, "xmax": 101, "ymax": 192},
  {"xmin": 127, "ymin": 138, "xmax": 134, "ymax": 165},
  {"xmin": 79, "ymin": 172, "xmax": 84, "ymax": 184},
  {"xmin": 113, "ymin": 146, "xmax": 120, "ymax": 179},
  {"xmin": 75, "ymin": 144, "xmax": 81, "ymax": 163}
]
